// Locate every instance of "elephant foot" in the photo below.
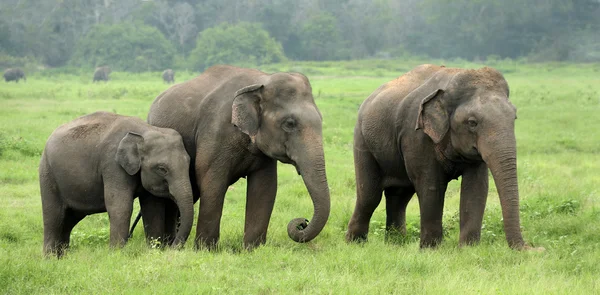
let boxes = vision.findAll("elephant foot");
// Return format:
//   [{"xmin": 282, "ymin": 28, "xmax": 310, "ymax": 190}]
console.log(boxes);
[
  {"xmin": 194, "ymin": 236, "xmax": 219, "ymax": 251},
  {"xmin": 458, "ymin": 232, "xmax": 481, "ymax": 247},
  {"xmin": 346, "ymin": 220, "xmax": 371, "ymax": 243},
  {"xmin": 419, "ymin": 235, "xmax": 443, "ymax": 249},
  {"xmin": 345, "ymin": 231, "xmax": 368, "ymax": 243},
  {"xmin": 43, "ymin": 243, "xmax": 69, "ymax": 259}
]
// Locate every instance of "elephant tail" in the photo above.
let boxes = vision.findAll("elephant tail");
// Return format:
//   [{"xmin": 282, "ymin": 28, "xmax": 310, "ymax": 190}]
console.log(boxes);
[{"xmin": 129, "ymin": 211, "xmax": 143, "ymax": 239}]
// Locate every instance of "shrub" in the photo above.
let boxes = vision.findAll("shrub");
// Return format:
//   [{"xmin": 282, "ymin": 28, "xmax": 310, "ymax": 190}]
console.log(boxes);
[
  {"xmin": 297, "ymin": 13, "xmax": 348, "ymax": 61},
  {"xmin": 0, "ymin": 53, "xmax": 38, "ymax": 73},
  {"xmin": 188, "ymin": 22, "xmax": 286, "ymax": 71},
  {"xmin": 70, "ymin": 23, "xmax": 176, "ymax": 72}
]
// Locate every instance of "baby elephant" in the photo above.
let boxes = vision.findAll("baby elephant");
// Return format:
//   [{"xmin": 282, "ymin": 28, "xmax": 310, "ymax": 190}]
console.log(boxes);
[{"xmin": 39, "ymin": 111, "xmax": 194, "ymax": 257}]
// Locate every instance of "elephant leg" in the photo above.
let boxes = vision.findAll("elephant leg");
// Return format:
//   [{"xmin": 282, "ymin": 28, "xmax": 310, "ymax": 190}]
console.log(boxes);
[
  {"xmin": 163, "ymin": 199, "xmax": 180, "ymax": 246},
  {"xmin": 384, "ymin": 187, "xmax": 415, "ymax": 236},
  {"xmin": 139, "ymin": 193, "xmax": 166, "ymax": 245},
  {"xmin": 41, "ymin": 172, "xmax": 68, "ymax": 257},
  {"xmin": 243, "ymin": 160, "xmax": 277, "ymax": 249},
  {"xmin": 414, "ymin": 175, "xmax": 448, "ymax": 248},
  {"xmin": 104, "ymin": 186, "xmax": 134, "ymax": 248},
  {"xmin": 43, "ymin": 205, "xmax": 67, "ymax": 257},
  {"xmin": 346, "ymin": 148, "xmax": 383, "ymax": 242},
  {"xmin": 60, "ymin": 209, "xmax": 86, "ymax": 249},
  {"xmin": 107, "ymin": 204, "xmax": 134, "ymax": 248},
  {"xmin": 459, "ymin": 162, "xmax": 489, "ymax": 246},
  {"xmin": 195, "ymin": 170, "xmax": 229, "ymax": 250}
]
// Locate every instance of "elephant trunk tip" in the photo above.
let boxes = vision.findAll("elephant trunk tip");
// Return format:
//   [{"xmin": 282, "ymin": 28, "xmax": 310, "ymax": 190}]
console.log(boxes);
[{"xmin": 287, "ymin": 218, "xmax": 310, "ymax": 243}]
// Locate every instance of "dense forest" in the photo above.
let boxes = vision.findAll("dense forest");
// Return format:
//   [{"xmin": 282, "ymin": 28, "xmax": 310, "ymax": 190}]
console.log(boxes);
[{"xmin": 1, "ymin": 0, "xmax": 599, "ymax": 71}]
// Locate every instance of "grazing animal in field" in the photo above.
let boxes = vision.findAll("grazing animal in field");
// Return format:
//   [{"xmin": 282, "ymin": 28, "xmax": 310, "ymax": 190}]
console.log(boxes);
[
  {"xmin": 162, "ymin": 69, "xmax": 175, "ymax": 84},
  {"xmin": 40, "ymin": 111, "xmax": 194, "ymax": 257},
  {"xmin": 346, "ymin": 64, "xmax": 538, "ymax": 250},
  {"xmin": 93, "ymin": 66, "xmax": 111, "ymax": 82},
  {"xmin": 3, "ymin": 68, "xmax": 26, "ymax": 82},
  {"xmin": 144, "ymin": 65, "xmax": 330, "ymax": 249}
]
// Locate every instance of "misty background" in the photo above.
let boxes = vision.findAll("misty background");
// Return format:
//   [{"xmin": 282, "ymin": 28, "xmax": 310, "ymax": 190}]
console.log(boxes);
[{"xmin": 1, "ymin": 0, "xmax": 599, "ymax": 72}]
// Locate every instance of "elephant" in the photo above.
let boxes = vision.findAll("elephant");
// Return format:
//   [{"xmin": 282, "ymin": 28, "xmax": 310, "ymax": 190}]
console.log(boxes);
[
  {"xmin": 345, "ymin": 64, "xmax": 532, "ymax": 250},
  {"xmin": 3, "ymin": 68, "xmax": 26, "ymax": 82},
  {"xmin": 93, "ymin": 66, "xmax": 111, "ymax": 82},
  {"xmin": 144, "ymin": 65, "xmax": 330, "ymax": 250},
  {"xmin": 39, "ymin": 111, "xmax": 194, "ymax": 257},
  {"xmin": 162, "ymin": 69, "xmax": 175, "ymax": 84}
]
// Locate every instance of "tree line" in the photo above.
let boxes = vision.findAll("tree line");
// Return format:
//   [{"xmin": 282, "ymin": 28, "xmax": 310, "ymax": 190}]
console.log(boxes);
[{"xmin": 1, "ymin": 0, "xmax": 599, "ymax": 72}]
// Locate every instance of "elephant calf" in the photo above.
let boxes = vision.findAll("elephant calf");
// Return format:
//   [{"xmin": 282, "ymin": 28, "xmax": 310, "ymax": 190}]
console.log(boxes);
[
  {"xmin": 346, "ymin": 64, "xmax": 533, "ymax": 250},
  {"xmin": 39, "ymin": 111, "xmax": 194, "ymax": 257},
  {"xmin": 3, "ymin": 68, "xmax": 26, "ymax": 82}
]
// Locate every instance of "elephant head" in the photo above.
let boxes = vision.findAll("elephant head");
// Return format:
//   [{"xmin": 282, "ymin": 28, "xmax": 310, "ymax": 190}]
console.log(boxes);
[
  {"xmin": 116, "ymin": 130, "xmax": 194, "ymax": 247},
  {"xmin": 231, "ymin": 73, "xmax": 330, "ymax": 243},
  {"xmin": 414, "ymin": 67, "xmax": 525, "ymax": 249}
]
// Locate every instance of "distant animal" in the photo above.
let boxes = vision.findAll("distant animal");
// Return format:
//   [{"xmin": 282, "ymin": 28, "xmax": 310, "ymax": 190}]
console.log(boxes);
[
  {"xmin": 346, "ymin": 64, "xmax": 536, "ymax": 250},
  {"xmin": 145, "ymin": 65, "xmax": 330, "ymax": 250},
  {"xmin": 93, "ymin": 66, "xmax": 111, "ymax": 82},
  {"xmin": 162, "ymin": 69, "xmax": 175, "ymax": 84},
  {"xmin": 3, "ymin": 68, "xmax": 26, "ymax": 82},
  {"xmin": 39, "ymin": 111, "xmax": 194, "ymax": 257}
]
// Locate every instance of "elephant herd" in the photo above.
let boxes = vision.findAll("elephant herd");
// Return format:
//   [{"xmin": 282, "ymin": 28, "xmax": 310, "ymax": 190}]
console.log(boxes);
[
  {"xmin": 92, "ymin": 66, "xmax": 176, "ymax": 84},
  {"xmin": 3, "ymin": 67, "xmax": 175, "ymax": 84},
  {"xmin": 40, "ymin": 64, "xmax": 537, "ymax": 257}
]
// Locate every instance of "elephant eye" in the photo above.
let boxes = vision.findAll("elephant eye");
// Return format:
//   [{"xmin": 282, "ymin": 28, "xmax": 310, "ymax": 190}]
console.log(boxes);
[
  {"xmin": 467, "ymin": 118, "xmax": 478, "ymax": 128},
  {"xmin": 155, "ymin": 165, "xmax": 168, "ymax": 176},
  {"xmin": 282, "ymin": 117, "xmax": 297, "ymax": 132}
]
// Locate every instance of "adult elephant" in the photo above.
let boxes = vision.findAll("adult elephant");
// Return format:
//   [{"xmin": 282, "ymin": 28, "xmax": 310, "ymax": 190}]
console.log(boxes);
[
  {"xmin": 346, "ymin": 64, "xmax": 533, "ymax": 250},
  {"xmin": 3, "ymin": 68, "xmax": 26, "ymax": 82},
  {"xmin": 145, "ymin": 65, "xmax": 330, "ymax": 249},
  {"xmin": 162, "ymin": 69, "xmax": 175, "ymax": 84},
  {"xmin": 93, "ymin": 66, "xmax": 111, "ymax": 82}
]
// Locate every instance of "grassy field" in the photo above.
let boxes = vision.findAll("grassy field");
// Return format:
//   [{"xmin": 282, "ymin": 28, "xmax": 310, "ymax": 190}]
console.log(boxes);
[{"xmin": 1, "ymin": 59, "xmax": 599, "ymax": 294}]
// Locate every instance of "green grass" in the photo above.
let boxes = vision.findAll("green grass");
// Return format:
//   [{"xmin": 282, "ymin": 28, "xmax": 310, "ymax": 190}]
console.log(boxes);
[{"xmin": 1, "ymin": 60, "xmax": 600, "ymax": 294}]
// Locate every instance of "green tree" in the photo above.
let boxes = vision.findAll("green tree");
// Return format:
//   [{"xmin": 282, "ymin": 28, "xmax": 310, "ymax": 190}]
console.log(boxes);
[
  {"xmin": 298, "ymin": 12, "xmax": 348, "ymax": 61},
  {"xmin": 188, "ymin": 22, "xmax": 286, "ymax": 71},
  {"xmin": 70, "ymin": 23, "xmax": 176, "ymax": 72}
]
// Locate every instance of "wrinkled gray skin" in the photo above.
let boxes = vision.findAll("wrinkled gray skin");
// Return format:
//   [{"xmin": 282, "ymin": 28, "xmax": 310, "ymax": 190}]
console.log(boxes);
[
  {"xmin": 39, "ymin": 111, "xmax": 193, "ymax": 257},
  {"xmin": 346, "ymin": 64, "xmax": 531, "ymax": 250},
  {"xmin": 3, "ymin": 68, "xmax": 26, "ymax": 82},
  {"xmin": 146, "ymin": 65, "xmax": 330, "ymax": 249},
  {"xmin": 93, "ymin": 66, "xmax": 111, "ymax": 82},
  {"xmin": 162, "ymin": 69, "xmax": 175, "ymax": 84}
]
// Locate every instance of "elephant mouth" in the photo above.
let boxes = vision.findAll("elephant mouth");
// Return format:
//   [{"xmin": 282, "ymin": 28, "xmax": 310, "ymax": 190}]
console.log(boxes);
[
  {"xmin": 150, "ymin": 186, "xmax": 169, "ymax": 197},
  {"xmin": 275, "ymin": 155, "xmax": 301, "ymax": 175}
]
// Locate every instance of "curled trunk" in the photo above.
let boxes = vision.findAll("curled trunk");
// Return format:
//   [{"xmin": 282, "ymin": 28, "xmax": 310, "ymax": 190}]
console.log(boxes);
[{"xmin": 287, "ymin": 136, "xmax": 331, "ymax": 243}]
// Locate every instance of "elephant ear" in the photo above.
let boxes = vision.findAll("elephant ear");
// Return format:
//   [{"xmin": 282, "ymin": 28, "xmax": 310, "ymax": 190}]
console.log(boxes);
[
  {"xmin": 116, "ymin": 132, "xmax": 144, "ymax": 175},
  {"xmin": 232, "ymin": 84, "xmax": 264, "ymax": 138},
  {"xmin": 413, "ymin": 71, "xmax": 459, "ymax": 144}
]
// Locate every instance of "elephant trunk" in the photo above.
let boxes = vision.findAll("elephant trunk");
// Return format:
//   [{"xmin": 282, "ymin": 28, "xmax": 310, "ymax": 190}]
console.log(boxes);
[
  {"xmin": 481, "ymin": 132, "xmax": 525, "ymax": 249},
  {"xmin": 169, "ymin": 179, "xmax": 194, "ymax": 248},
  {"xmin": 287, "ymin": 134, "xmax": 331, "ymax": 243}
]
